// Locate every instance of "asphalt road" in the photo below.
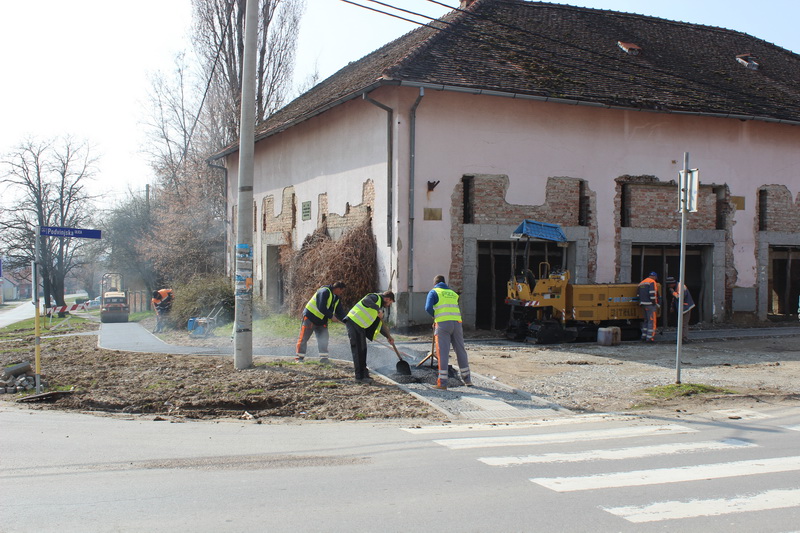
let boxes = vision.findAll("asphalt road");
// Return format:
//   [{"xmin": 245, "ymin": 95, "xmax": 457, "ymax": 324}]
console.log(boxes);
[
  {"xmin": 2, "ymin": 404, "xmax": 799, "ymax": 532},
  {"xmin": 4, "ymin": 305, "xmax": 800, "ymax": 530}
]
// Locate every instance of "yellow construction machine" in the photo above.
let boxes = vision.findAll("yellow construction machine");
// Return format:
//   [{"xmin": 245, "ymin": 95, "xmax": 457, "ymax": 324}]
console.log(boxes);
[
  {"xmin": 506, "ymin": 263, "xmax": 642, "ymax": 343},
  {"xmin": 504, "ymin": 220, "xmax": 641, "ymax": 343}
]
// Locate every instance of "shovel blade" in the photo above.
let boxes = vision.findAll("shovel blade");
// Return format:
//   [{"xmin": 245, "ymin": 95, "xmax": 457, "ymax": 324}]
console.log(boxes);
[{"xmin": 396, "ymin": 359, "xmax": 412, "ymax": 376}]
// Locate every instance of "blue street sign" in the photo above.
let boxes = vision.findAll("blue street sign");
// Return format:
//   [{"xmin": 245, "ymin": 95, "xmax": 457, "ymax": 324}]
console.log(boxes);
[{"xmin": 39, "ymin": 226, "xmax": 102, "ymax": 239}]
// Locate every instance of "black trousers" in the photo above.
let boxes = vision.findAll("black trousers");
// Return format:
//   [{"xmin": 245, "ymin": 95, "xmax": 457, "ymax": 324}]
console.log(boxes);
[{"xmin": 345, "ymin": 319, "xmax": 369, "ymax": 379}]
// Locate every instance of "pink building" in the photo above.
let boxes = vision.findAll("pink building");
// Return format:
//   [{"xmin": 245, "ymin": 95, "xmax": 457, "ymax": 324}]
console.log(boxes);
[{"xmin": 215, "ymin": 0, "xmax": 800, "ymax": 329}]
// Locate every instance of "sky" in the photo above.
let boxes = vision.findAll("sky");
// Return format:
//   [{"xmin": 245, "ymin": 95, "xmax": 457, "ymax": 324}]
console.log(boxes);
[{"xmin": 1, "ymin": 0, "xmax": 798, "ymax": 203}]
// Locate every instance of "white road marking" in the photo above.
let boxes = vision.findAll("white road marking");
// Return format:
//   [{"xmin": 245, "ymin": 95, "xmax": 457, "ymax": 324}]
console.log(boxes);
[
  {"xmin": 604, "ymin": 487, "xmax": 800, "ymax": 523},
  {"xmin": 401, "ymin": 414, "xmax": 640, "ymax": 434},
  {"xmin": 434, "ymin": 424, "xmax": 695, "ymax": 450},
  {"xmin": 712, "ymin": 409, "xmax": 771, "ymax": 420},
  {"xmin": 479, "ymin": 438, "xmax": 755, "ymax": 466},
  {"xmin": 531, "ymin": 456, "xmax": 800, "ymax": 492}
]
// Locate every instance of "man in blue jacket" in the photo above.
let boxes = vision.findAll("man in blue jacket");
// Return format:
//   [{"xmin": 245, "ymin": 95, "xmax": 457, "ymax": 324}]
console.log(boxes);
[
  {"xmin": 295, "ymin": 281, "xmax": 347, "ymax": 363},
  {"xmin": 425, "ymin": 275, "xmax": 472, "ymax": 390}
]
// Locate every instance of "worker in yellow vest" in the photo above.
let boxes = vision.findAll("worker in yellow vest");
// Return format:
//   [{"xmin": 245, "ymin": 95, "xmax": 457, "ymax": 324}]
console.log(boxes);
[
  {"xmin": 425, "ymin": 275, "xmax": 472, "ymax": 390},
  {"xmin": 344, "ymin": 291, "xmax": 396, "ymax": 384},
  {"xmin": 295, "ymin": 281, "xmax": 347, "ymax": 363}
]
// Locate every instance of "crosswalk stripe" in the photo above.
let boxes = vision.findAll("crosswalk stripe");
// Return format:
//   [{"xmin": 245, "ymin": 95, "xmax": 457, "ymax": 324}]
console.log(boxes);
[
  {"xmin": 711, "ymin": 409, "xmax": 771, "ymax": 420},
  {"xmin": 479, "ymin": 438, "xmax": 756, "ymax": 466},
  {"xmin": 401, "ymin": 414, "xmax": 640, "ymax": 434},
  {"xmin": 603, "ymin": 487, "xmax": 800, "ymax": 523},
  {"xmin": 531, "ymin": 455, "xmax": 800, "ymax": 492},
  {"xmin": 434, "ymin": 424, "xmax": 695, "ymax": 450}
]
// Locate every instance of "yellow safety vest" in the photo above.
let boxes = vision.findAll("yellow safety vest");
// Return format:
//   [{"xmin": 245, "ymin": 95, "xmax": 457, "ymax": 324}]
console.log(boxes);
[
  {"xmin": 346, "ymin": 293, "xmax": 383, "ymax": 339},
  {"xmin": 432, "ymin": 288, "xmax": 462, "ymax": 323},
  {"xmin": 305, "ymin": 287, "xmax": 333, "ymax": 320}
]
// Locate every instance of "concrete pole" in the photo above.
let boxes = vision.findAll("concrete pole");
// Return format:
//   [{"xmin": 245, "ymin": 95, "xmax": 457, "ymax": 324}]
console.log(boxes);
[{"xmin": 233, "ymin": 0, "xmax": 258, "ymax": 370}]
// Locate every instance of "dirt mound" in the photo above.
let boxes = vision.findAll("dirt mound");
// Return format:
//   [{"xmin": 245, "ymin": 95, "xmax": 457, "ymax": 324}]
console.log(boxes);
[{"xmin": 0, "ymin": 326, "xmax": 441, "ymax": 423}]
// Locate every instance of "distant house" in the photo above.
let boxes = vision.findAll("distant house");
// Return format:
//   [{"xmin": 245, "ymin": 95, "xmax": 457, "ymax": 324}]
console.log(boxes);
[
  {"xmin": 1, "ymin": 270, "xmax": 24, "ymax": 302},
  {"xmin": 213, "ymin": 0, "xmax": 800, "ymax": 329}
]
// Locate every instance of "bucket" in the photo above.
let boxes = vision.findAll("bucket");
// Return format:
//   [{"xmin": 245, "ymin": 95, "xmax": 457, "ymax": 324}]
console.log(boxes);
[{"xmin": 597, "ymin": 326, "xmax": 621, "ymax": 346}]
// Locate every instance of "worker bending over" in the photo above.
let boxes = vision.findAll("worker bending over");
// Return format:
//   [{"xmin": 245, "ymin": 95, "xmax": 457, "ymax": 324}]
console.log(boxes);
[
  {"xmin": 344, "ymin": 291, "xmax": 396, "ymax": 384},
  {"xmin": 295, "ymin": 281, "xmax": 347, "ymax": 363}
]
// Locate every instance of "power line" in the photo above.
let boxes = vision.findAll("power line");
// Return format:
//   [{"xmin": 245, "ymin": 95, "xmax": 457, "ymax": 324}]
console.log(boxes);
[{"xmin": 339, "ymin": 0, "xmax": 450, "ymax": 27}]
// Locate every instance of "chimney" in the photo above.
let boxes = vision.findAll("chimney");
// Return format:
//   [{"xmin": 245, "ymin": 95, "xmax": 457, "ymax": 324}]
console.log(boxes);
[{"xmin": 460, "ymin": 0, "xmax": 477, "ymax": 8}]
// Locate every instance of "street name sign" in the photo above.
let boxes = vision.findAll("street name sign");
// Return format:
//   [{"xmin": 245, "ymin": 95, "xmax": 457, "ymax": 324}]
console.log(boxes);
[{"xmin": 39, "ymin": 226, "xmax": 102, "ymax": 239}]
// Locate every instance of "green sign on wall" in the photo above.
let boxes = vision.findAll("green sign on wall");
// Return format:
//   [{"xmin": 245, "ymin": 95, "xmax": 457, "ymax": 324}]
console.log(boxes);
[{"xmin": 302, "ymin": 201, "xmax": 311, "ymax": 221}]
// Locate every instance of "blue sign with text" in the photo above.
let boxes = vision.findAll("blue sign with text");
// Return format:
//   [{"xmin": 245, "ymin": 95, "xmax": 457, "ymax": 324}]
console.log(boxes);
[{"xmin": 39, "ymin": 226, "xmax": 102, "ymax": 239}]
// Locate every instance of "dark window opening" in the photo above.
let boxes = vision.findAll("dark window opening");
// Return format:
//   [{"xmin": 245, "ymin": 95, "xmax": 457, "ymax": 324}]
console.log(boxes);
[
  {"xmin": 620, "ymin": 184, "xmax": 631, "ymax": 228},
  {"xmin": 475, "ymin": 240, "xmax": 566, "ymax": 330},
  {"xmin": 714, "ymin": 186, "xmax": 727, "ymax": 230},
  {"xmin": 758, "ymin": 189, "xmax": 768, "ymax": 231},
  {"xmin": 631, "ymin": 245, "xmax": 705, "ymax": 325},
  {"xmin": 768, "ymin": 247, "xmax": 800, "ymax": 318},
  {"xmin": 291, "ymin": 194, "xmax": 297, "ymax": 229},
  {"xmin": 462, "ymin": 176, "xmax": 474, "ymax": 224},
  {"xmin": 578, "ymin": 180, "xmax": 590, "ymax": 227}
]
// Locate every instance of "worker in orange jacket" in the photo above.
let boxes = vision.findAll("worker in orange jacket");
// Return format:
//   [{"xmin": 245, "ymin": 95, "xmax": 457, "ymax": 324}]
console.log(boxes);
[
  {"xmin": 637, "ymin": 272, "xmax": 659, "ymax": 342},
  {"xmin": 152, "ymin": 288, "xmax": 174, "ymax": 333}
]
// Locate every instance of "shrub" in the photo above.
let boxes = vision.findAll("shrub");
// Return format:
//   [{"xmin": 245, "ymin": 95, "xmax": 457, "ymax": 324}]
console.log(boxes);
[{"xmin": 168, "ymin": 275, "xmax": 234, "ymax": 329}]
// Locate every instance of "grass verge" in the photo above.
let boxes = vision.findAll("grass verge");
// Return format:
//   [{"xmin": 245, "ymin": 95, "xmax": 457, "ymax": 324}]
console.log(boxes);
[{"xmin": 642, "ymin": 383, "xmax": 737, "ymax": 399}]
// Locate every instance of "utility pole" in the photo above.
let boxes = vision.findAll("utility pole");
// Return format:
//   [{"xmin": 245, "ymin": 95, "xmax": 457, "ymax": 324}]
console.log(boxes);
[{"xmin": 233, "ymin": 0, "xmax": 257, "ymax": 370}]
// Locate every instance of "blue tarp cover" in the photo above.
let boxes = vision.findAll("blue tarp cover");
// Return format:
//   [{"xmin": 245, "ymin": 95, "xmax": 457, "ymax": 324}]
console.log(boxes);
[{"xmin": 511, "ymin": 219, "xmax": 567, "ymax": 242}]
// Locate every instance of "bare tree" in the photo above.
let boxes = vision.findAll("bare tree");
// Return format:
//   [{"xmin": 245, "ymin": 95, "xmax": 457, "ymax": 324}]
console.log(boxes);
[
  {"xmin": 130, "ymin": 0, "xmax": 302, "ymax": 286},
  {"xmin": 192, "ymin": 0, "xmax": 304, "ymax": 144},
  {"xmin": 137, "ymin": 54, "xmax": 227, "ymax": 286},
  {"xmin": 101, "ymin": 187, "xmax": 158, "ymax": 291},
  {"xmin": 0, "ymin": 137, "xmax": 97, "ymax": 308},
  {"xmin": 142, "ymin": 55, "xmax": 203, "ymax": 199}
]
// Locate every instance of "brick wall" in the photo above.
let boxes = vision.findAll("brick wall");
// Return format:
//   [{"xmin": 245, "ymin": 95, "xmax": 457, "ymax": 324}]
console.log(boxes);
[
  {"xmin": 449, "ymin": 175, "xmax": 593, "ymax": 289},
  {"xmin": 759, "ymin": 185, "xmax": 800, "ymax": 232},
  {"xmin": 620, "ymin": 180, "xmax": 718, "ymax": 230},
  {"xmin": 262, "ymin": 187, "xmax": 296, "ymax": 233},
  {"xmin": 325, "ymin": 180, "xmax": 375, "ymax": 231},
  {"xmin": 260, "ymin": 180, "xmax": 375, "ymax": 241}
]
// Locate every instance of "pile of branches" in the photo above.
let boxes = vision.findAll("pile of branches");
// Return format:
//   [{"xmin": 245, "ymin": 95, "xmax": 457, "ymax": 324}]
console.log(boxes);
[{"xmin": 281, "ymin": 218, "xmax": 378, "ymax": 316}]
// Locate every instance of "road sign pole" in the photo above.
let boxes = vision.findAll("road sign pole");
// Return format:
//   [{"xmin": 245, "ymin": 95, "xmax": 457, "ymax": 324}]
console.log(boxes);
[
  {"xmin": 31, "ymin": 225, "xmax": 102, "ymax": 393},
  {"xmin": 676, "ymin": 153, "xmax": 690, "ymax": 384},
  {"xmin": 33, "ymin": 228, "xmax": 43, "ymax": 393}
]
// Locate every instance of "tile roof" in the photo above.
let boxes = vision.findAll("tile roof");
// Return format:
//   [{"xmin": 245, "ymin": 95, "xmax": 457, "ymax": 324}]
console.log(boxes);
[{"xmin": 244, "ymin": 0, "xmax": 800, "ymax": 150}]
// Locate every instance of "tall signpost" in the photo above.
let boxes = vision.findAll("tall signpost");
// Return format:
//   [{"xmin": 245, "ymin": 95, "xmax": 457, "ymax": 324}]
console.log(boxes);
[
  {"xmin": 233, "ymin": 0, "xmax": 257, "ymax": 370},
  {"xmin": 33, "ymin": 226, "xmax": 102, "ymax": 393},
  {"xmin": 676, "ymin": 154, "xmax": 698, "ymax": 384}
]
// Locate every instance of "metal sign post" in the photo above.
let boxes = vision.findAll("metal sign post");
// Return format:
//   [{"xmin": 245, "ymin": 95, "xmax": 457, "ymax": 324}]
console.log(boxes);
[
  {"xmin": 676, "ymin": 154, "xmax": 699, "ymax": 384},
  {"xmin": 32, "ymin": 225, "xmax": 102, "ymax": 393}
]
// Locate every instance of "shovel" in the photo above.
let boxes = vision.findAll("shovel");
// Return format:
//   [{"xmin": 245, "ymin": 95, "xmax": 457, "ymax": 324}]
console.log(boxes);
[{"xmin": 375, "ymin": 339, "xmax": 412, "ymax": 376}]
